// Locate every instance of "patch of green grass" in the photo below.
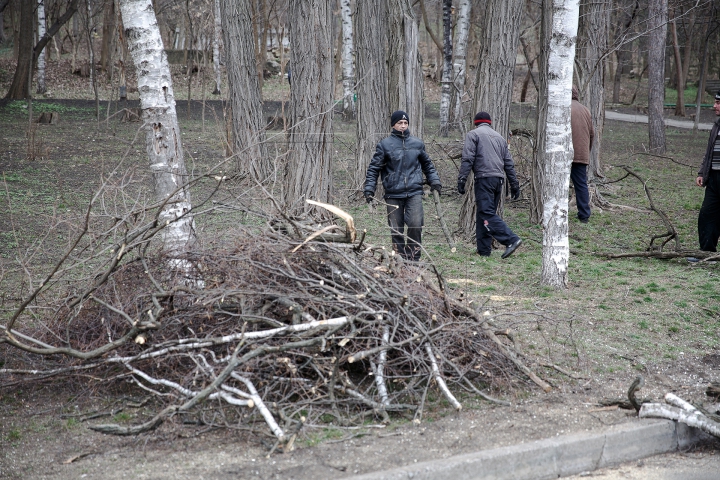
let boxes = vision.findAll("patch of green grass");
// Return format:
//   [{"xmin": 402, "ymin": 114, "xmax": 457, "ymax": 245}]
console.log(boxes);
[
  {"xmin": 3, "ymin": 101, "xmax": 93, "ymax": 115},
  {"xmin": 638, "ymin": 320, "xmax": 649, "ymax": 329},
  {"xmin": 113, "ymin": 412, "xmax": 131, "ymax": 423},
  {"xmin": 7, "ymin": 429, "xmax": 21, "ymax": 441}
]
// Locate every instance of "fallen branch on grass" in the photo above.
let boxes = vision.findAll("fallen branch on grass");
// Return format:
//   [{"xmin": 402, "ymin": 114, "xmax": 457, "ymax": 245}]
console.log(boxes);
[{"xmin": 640, "ymin": 392, "xmax": 720, "ymax": 438}]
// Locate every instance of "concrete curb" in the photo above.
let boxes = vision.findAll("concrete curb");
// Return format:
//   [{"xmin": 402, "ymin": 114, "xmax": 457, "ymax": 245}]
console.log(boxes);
[
  {"xmin": 604, "ymin": 111, "xmax": 714, "ymax": 131},
  {"xmin": 347, "ymin": 419, "xmax": 710, "ymax": 480}
]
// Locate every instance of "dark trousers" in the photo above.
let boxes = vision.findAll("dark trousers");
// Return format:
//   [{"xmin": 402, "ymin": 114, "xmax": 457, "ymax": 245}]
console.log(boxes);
[
  {"xmin": 571, "ymin": 163, "xmax": 591, "ymax": 221},
  {"xmin": 474, "ymin": 177, "xmax": 520, "ymax": 256},
  {"xmin": 386, "ymin": 195, "xmax": 424, "ymax": 261},
  {"xmin": 699, "ymin": 170, "xmax": 720, "ymax": 252}
]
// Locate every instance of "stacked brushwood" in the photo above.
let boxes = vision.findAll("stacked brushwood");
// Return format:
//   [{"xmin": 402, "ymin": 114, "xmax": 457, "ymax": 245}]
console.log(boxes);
[{"xmin": 1, "ymin": 212, "xmax": 549, "ymax": 445}]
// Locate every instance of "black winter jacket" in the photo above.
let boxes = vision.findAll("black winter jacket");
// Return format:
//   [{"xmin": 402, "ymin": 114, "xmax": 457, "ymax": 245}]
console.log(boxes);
[
  {"xmin": 698, "ymin": 117, "xmax": 720, "ymax": 185},
  {"xmin": 364, "ymin": 130, "xmax": 441, "ymax": 199}
]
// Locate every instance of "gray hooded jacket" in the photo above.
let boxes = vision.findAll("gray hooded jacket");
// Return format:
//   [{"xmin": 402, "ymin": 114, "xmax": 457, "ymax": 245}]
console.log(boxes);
[{"xmin": 458, "ymin": 124, "xmax": 519, "ymax": 188}]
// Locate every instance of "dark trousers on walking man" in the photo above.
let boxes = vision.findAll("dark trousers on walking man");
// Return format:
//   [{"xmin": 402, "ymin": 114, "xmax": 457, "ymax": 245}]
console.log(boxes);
[
  {"xmin": 696, "ymin": 91, "xmax": 720, "ymax": 252},
  {"xmin": 474, "ymin": 177, "xmax": 519, "ymax": 256},
  {"xmin": 386, "ymin": 196, "xmax": 424, "ymax": 261},
  {"xmin": 571, "ymin": 163, "xmax": 591, "ymax": 222}
]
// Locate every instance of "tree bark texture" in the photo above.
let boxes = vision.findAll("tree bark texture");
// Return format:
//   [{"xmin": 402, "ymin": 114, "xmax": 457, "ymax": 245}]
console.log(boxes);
[
  {"xmin": 669, "ymin": 17, "xmax": 684, "ymax": 117},
  {"xmin": 119, "ymin": 0, "xmax": 197, "ymax": 256},
  {"xmin": 458, "ymin": 0, "xmax": 524, "ymax": 237},
  {"xmin": 647, "ymin": 0, "xmax": 667, "ymax": 154},
  {"xmin": 5, "ymin": 0, "xmax": 33, "ymax": 99},
  {"xmin": 539, "ymin": 0, "xmax": 579, "ymax": 289},
  {"xmin": 212, "ymin": 0, "xmax": 222, "ymax": 95},
  {"xmin": 387, "ymin": 0, "xmax": 424, "ymax": 137},
  {"xmin": 284, "ymin": 0, "xmax": 334, "ymax": 212},
  {"xmin": 100, "ymin": 0, "xmax": 116, "ymax": 72},
  {"xmin": 36, "ymin": 0, "xmax": 47, "ymax": 94},
  {"xmin": 220, "ymin": 0, "xmax": 268, "ymax": 181},
  {"xmin": 438, "ymin": 0, "xmax": 452, "ymax": 136},
  {"xmin": 354, "ymin": 0, "xmax": 388, "ymax": 188},
  {"xmin": 340, "ymin": 0, "xmax": 355, "ymax": 118},
  {"xmin": 450, "ymin": 0, "xmax": 471, "ymax": 132},
  {"xmin": 576, "ymin": 0, "xmax": 609, "ymax": 181}
]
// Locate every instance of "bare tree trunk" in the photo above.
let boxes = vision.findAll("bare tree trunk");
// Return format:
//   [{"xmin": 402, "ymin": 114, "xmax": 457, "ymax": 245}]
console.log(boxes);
[
  {"xmin": 212, "ymin": 0, "xmax": 221, "ymax": 95},
  {"xmin": 647, "ymin": 0, "xmax": 667, "ymax": 154},
  {"xmin": 284, "ymin": 0, "xmax": 334, "ymax": 212},
  {"xmin": 100, "ymin": 0, "xmax": 115, "ymax": 72},
  {"xmin": 576, "ymin": 0, "xmax": 609, "ymax": 183},
  {"xmin": 36, "ymin": 0, "xmax": 47, "ymax": 94},
  {"xmin": 694, "ymin": 22, "xmax": 712, "ymax": 133},
  {"xmin": 458, "ymin": 0, "xmax": 524, "ymax": 237},
  {"xmin": 539, "ymin": 0, "xmax": 579, "ymax": 289},
  {"xmin": 354, "ymin": 0, "xmax": 388, "ymax": 189},
  {"xmin": 340, "ymin": 0, "xmax": 355, "ymax": 118},
  {"xmin": 220, "ymin": 0, "xmax": 268, "ymax": 180},
  {"xmin": 450, "ymin": 0, "xmax": 471, "ymax": 132},
  {"xmin": 118, "ymin": 0, "xmax": 197, "ymax": 256},
  {"xmin": 438, "ymin": 0, "xmax": 452, "ymax": 136},
  {"xmin": 388, "ymin": 0, "xmax": 424, "ymax": 137},
  {"xmin": 669, "ymin": 15, "xmax": 685, "ymax": 117},
  {"xmin": 5, "ymin": 0, "xmax": 33, "ymax": 99}
]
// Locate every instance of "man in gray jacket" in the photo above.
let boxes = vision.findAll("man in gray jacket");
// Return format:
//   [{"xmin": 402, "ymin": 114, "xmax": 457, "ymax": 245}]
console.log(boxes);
[{"xmin": 457, "ymin": 112, "xmax": 522, "ymax": 258}]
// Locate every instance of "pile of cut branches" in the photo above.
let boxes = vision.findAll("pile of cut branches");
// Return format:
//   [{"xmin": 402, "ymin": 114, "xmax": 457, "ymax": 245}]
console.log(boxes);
[{"xmin": 1, "ymin": 209, "xmax": 550, "ymax": 445}]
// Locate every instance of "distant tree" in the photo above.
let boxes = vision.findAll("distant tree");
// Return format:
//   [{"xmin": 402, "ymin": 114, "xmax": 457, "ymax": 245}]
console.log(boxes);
[
  {"xmin": 450, "ymin": 0, "xmax": 471, "ymax": 133},
  {"xmin": 212, "ymin": 0, "xmax": 221, "ymax": 95},
  {"xmin": 340, "ymin": 0, "xmax": 355, "ymax": 118},
  {"xmin": 354, "ymin": 0, "xmax": 388, "ymax": 188},
  {"xmin": 99, "ymin": 0, "xmax": 116, "ymax": 73},
  {"xmin": 284, "ymin": 0, "xmax": 334, "ymax": 212},
  {"xmin": 220, "ymin": 0, "xmax": 268, "ymax": 180},
  {"xmin": 5, "ymin": 0, "xmax": 78, "ymax": 99},
  {"xmin": 438, "ymin": 0, "xmax": 452, "ymax": 137},
  {"xmin": 118, "ymin": 0, "xmax": 196, "ymax": 256},
  {"xmin": 647, "ymin": 0, "xmax": 667, "ymax": 154},
  {"xmin": 36, "ymin": 0, "xmax": 47, "ymax": 94},
  {"xmin": 388, "ymin": 0, "xmax": 424, "ymax": 137}
]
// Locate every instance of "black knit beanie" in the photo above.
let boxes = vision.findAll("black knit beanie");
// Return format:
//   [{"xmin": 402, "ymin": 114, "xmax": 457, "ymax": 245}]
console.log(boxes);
[
  {"xmin": 474, "ymin": 111, "xmax": 491, "ymax": 126},
  {"xmin": 390, "ymin": 110, "xmax": 409, "ymax": 127},
  {"xmin": 716, "ymin": 90, "xmax": 720, "ymax": 101}
]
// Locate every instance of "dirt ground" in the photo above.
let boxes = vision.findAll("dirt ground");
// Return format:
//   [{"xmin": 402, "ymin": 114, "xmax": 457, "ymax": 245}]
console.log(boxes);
[{"xmin": 2, "ymin": 54, "xmax": 720, "ymax": 479}]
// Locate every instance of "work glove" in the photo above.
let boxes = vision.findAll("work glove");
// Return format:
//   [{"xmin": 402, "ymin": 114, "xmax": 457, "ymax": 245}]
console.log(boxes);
[
  {"xmin": 430, "ymin": 182, "xmax": 442, "ymax": 195},
  {"xmin": 510, "ymin": 184, "xmax": 521, "ymax": 200},
  {"xmin": 457, "ymin": 178, "xmax": 466, "ymax": 196},
  {"xmin": 364, "ymin": 191, "xmax": 374, "ymax": 204}
]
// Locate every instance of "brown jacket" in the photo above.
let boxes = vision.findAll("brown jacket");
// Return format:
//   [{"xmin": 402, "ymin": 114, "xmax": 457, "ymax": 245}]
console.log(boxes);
[{"xmin": 571, "ymin": 99, "xmax": 595, "ymax": 165}]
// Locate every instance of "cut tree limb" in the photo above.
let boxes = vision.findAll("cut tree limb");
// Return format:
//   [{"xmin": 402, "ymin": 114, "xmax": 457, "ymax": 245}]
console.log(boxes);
[{"xmin": 432, "ymin": 190, "xmax": 456, "ymax": 251}]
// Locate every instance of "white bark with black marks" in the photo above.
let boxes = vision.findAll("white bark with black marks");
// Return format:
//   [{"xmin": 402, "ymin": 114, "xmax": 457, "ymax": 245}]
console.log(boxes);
[
  {"xmin": 438, "ymin": 0, "xmax": 452, "ymax": 136},
  {"xmin": 118, "ymin": 0, "xmax": 196, "ymax": 257},
  {"xmin": 540, "ymin": 0, "xmax": 579, "ymax": 289},
  {"xmin": 212, "ymin": 0, "xmax": 221, "ymax": 95},
  {"xmin": 450, "ymin": 0, "xmax": 471, "ymax": 131},
  {"xmin": 340, "ymin": 0, "xmax": 355, "ymax": 118},
  {"xmin": 36, "ymin": 0, "xmax": 47, "ymax": 94}
]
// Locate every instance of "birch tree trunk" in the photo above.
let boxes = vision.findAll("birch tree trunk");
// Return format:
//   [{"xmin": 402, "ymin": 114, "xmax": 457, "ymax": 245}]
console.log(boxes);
[
  {"xmin": 212, "ymin": 0, "xmax": 221, "ymax": 95},
  {"xmin": 340, "ymin": 0, "xmax": 355, "ymax": 118},
  {"xmin": 576, "ymin": 0, "xmax": 609, "ymax": 183},
  {"xmin": 36, "ymin": 0, "xmax": 47, "ymax": 94},
  {"xmin": 118, "ymin": 0, "xmax": 197, "ymax": 256},
  {"xmin": 438, "ymin": 0, "xmax": 452, "ymax": 137},
  {"xmin": 284, "ymin": 0, "xmax": 334, "ymax": 212},
  {"xmin": 458, "ymin": 0, "xmax": 524, "ymax": 237},
  {"xmin": 450, "ymin": 0, "xmax": 471, "ymax": 132},
  {"xmin": 539, "ymin": 0, "xmax": 579, "ymax": 289},
  {"xmin": 388, "ymin": 0, "xmax": 424, "ymax": 137},
  {"xmin": 647, "ymin": 0, "xmax": 667, "ymax": 154},
  {"xmin": 220, "ymin": 0, "xmax": 268, "ymax": 181},
  {"xmin": 354, "ymin": 0, "xmax": 388, "ymax": 188}
]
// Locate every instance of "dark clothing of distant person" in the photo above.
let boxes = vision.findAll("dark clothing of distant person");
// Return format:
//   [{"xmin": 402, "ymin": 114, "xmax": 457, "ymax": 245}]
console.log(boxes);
[
  {"xmin": 697, "ymin": 111, "xmax": 720, "ymax": 252},
  {"xmin": 570, "ymin": 86, "xmax": 595, "ymax": 223}
]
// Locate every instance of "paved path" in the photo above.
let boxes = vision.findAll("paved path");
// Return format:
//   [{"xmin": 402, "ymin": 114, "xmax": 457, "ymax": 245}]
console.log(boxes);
[{"xmin": 605, "ymin": 110, "xmax": 714, "ymax": 131}]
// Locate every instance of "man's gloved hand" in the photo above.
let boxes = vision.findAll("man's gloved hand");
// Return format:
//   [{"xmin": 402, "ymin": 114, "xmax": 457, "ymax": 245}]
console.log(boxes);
[
  {"xmin": 430, "ymin": 182, "xmax": 442, "ymax": 195},
  {"xmin": 364, "ymin": 192, "xmax": 374, "ymax": 204},
  {"xmin": 457, "ymin": 179, "xmax": 466, "ymax": 195},
  {"xmin": 511, "ymin": 184, "xmax": 521, "ymax": 200}
]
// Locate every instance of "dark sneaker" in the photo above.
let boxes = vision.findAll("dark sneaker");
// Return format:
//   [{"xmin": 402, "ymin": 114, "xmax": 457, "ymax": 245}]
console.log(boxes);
[
  {"xmin": 579, "ymin": 218, "xmax": 589, "ymax": 224},
  {"xmin": 501, "ymin": 239, "xmax": 523, "ymax": 259}
]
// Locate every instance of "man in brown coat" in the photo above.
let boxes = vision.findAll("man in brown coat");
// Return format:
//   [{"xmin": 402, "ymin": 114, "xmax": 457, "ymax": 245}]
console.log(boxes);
[{"xmin": 571, "ymin": 85, "xmax": 595, "ymax": 223}]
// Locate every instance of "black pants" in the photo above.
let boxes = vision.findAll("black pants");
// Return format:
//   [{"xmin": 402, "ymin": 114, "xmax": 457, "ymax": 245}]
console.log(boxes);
[
  {"xmin": 474, "ymin": 177, "xmax": 520, "ymax": 256},
  {"xmin": 699, "ymin": 170, "xmax": 720, "ymax": 252},
  {"xmin": 386, "ymin": 195, "xmax": 424, "ymax": 261},
  {"xmin": 571, "ymin": 163, "xmax": 591, "ymax": 221}
]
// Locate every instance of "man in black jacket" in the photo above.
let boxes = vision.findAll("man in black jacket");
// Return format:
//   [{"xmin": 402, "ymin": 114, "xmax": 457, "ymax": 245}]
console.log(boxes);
[
  {"xmin": 364, "ymin": 110, "xmax": 442, "ymax": 261},
  {"xmin": 457, "ymin": 112, "xmax": 522, "ymax": 258},
  {"xmin": 695, "ymin": 90, "xmax": 720, "ymax": 252}
]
